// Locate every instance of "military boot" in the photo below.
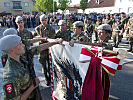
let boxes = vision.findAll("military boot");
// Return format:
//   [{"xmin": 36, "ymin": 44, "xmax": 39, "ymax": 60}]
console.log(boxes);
[
  {"xmin": 128, "ymin": 43, "xmax": 133, "ymax": 52},
  {"xmin": 127, "ymin": 48, "xmax": 132, "ymax": 52},
  {"xmin": 113, "ymin": 43, "xmax": 116, "ymax": 47}
]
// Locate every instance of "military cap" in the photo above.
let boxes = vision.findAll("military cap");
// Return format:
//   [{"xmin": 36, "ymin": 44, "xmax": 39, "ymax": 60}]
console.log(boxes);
[
  {"xmin": 0, "ymin": 35, "xmax": 21, "ymax": 51},
  {"xmin": 3, "ymin": 28, "xmax": 17, "ymax": 36},
  {"xmin": 58, "ymin": 20, "xmax": 66, "ymax": 25},
  {"xmin": 40, "ymin": 14, "xmax": 47, "ymax": 21},
  {"xmin": 73, "ymin": 21, "xmax": 83, "ymax": 27},
  {"xmin": 97, "ymin": 24, "xmax": 111, "ymax": 31},
  {"xmin": 15, "ymin": 16, "xmax": 23, "ymax": 23},
  {"xmin": 121, "ymin": 12, "xmax": 125, "ymax": 14}
]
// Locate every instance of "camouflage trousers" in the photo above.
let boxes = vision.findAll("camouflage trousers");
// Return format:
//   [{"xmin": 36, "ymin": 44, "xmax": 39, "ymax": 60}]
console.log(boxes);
[
  {"xmin": 112, "ymin": 32, "xmax": 120, "ymax": 46},
  {"xmin": 39, "ymin": 53, "xmax": 51, "ymax": 86},
  {"xmin": 128, "ymin": 32, "xmax": 133, "ymax": 49}
]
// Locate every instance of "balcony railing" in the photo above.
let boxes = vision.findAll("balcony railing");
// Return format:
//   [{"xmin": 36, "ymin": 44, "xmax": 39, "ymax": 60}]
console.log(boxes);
[
  {"xmin": 11, "ymin": 0, "xmax": 21, "ymax": 1},
  {"xmin": 13, "ymin": 6, "xmax": 22, "ymax": 10}
]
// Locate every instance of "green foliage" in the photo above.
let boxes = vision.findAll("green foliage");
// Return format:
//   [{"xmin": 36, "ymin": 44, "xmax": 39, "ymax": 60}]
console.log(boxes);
[
  {"xmin": 34, "ymin": 0, "xmax": 58, "ymax": 13},
  {"xmin": 80, "ymin": 0, "xmax": 88, "ymax": 12},
  {"xmin": 58, "ymin": 0, "xmax": 72, "ymax": 11}
]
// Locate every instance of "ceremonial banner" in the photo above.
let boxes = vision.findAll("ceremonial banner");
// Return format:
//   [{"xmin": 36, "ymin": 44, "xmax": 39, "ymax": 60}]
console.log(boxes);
[{"xmin": 49, "ymin": 41, "xmax": 122, "ymax": 100}]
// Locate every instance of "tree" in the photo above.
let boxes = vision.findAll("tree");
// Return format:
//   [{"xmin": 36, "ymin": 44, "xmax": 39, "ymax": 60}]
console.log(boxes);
[
  {"xmin": 58, "ymin": 0, "xmax": 72, "ymax": 11},
  {"xmin": 34, "ymin": 0, "xmax": 58, "ymax": 13},
  {"xmin": 80, "ymin": 0, "xmax": 88, "ymax": 13}
]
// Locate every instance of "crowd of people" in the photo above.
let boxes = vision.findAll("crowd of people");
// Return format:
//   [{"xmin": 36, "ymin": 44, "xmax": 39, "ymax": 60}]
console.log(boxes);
[{"xmin": 0, "ymin": 12, "xmax": 133, "ymax": 100}]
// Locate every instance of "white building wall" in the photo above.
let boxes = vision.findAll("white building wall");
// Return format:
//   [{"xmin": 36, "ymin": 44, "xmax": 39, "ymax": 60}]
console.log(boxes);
[{"xmin": 77, "ymin": 0, "xmax": 133, "ymax": 14}]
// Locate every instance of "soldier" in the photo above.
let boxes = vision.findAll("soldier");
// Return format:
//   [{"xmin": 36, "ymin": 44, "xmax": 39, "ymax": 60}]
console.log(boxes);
[
  {"xmin": 104, "ymin": 14, "xmax": 113, "ymax": 27},
  {"xmin": 112, "ymin": 17, "xmax": 124, "ymax": 48},
  {"xmin": 84, "ymin": 18, "xmax": 94, "ymax": 42},
  {"xmin": 1, "ymin": 28, "xmax": 49, "ymax": 67},
  {"xmin": 94, "ymin": 24, "xmax": 113, "ymax": 50},
  {"xmin": 110, "ymin": 14, "xmax": 116, "ymax": 25},
  {"xmin": 120, "ymin": 12, "xmax": 128, "ymax": 42},
  {"xmin": 104, "ymin": 14, "xmax": 113, "ymax": 39},
  {"xmin": 0, "ymin": 35, "xmax": 63, "ymax": 100},
  {"xmin": 15, "ymin": 16, "xmax": 34, "ymax": 48},
  {"xmin": 69, "ymin": 21, "xmax": 89, "ymax": 46},
  {"xmin": 94, "ymin": 16, "xmax": 102, "ymax": 42},
  {"xmin": 97, "ymin": 24, "xmax": 113, "ymax": 100},
  {"xmin": 127, "ymin": 14, "xmax": 133, "ymax": 52},
  {"xmin": 55, "ymin": 20, "xmax": 71, "ymax": 41},
  {"xmin": 34, "ymin": 14, "xmax": 55, "ymax": 85}
]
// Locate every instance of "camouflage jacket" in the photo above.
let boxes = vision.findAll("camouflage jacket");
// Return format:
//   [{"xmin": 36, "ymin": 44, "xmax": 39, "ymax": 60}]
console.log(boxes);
[
  {"xmin": 95, "ymin": 21, "xmax": 102, "ymax": 31},
  {"xmin": 34, "ymin": 24, "xmax": 55, "ymax": 60},
  {"xmin": 55, "ymin": 29, "xmax": 71, "ymax": 41},
  {"xmin": 34, "ymin": 24, "xmax": 55, "ymax": 39},
  {"xmin": 84, "ymin": 23, "xmax": 94, "ymax": 36},
  {"xmin": 112, "ymin": 21, "xmax": 124, "ymax": 33},
  {"xmin": 95, "ymin": 36, "xmax": 113, "ymax": 50},
  {"xmin": 104, "ymin": 19, "xmax": 113, "ymax": 26},
  {"xmin": 71, "ymin": 32, "xmax": 89, "ymax": 42},
  {"xmin": 3, "ymin": 57, "xmax": 35, "ymax": 100},
  {"xmin": 17, "ymin": 29, "xmax": 33, "ymax": 40},
  {"xmin": 17, "ymin": 29, "xmax": 33, "ymax": 47},
  {"xmin": 128, "ymin": 18, "xmax": 133, "ymax": 31},
  {"xmin": 121, "ymin": 17, "xmax": 128, "ymax": 25}
]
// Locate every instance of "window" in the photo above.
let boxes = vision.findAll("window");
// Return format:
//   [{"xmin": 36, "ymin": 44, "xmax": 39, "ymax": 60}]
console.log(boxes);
[
  {"xmin": 13, "ymin": 3, "xmax": 21, "ymax": 7},
  {"xmin": 4, "ymin": 2, "xmax": 10, "ymax": 7},
  {"xmin": 23, "ymin": 2, "xmax": 29, "ymax": 7},
  {"xmin": 96, "ymin": 0, "xmax": 99, "ymax": 4}
]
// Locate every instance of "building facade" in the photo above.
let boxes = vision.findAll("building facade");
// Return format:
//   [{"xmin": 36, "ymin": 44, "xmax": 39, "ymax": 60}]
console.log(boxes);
[
  {"xmin": 0, "ymin": 0, "xmax": 37, "ymax": 15},
  {"xmin": 77, "ymin": 0, "xmax": 133, "ymax": 14}
]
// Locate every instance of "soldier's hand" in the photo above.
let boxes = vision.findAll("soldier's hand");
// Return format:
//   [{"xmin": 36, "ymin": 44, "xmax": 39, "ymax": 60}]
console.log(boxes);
[
  {"xmin": 69, "ymin": 40, "xmax": 75, "ymax": 47},
  {"xmin": 55, "ymin": 38, "xmax": 63, "ymax": 44},
  {"xmin": 34, "ymin": 77, "xmax": 40, "ymax": 88}
]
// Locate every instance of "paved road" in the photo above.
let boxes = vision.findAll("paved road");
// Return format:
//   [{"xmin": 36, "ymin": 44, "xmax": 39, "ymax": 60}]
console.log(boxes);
[{"xmin": 0, "ymin": 26, "xmax": 133, "ymax": 100}]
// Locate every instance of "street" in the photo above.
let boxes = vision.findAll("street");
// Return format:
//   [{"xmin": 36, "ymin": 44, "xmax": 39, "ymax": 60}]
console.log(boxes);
[{"xmin": 0, "ymin": 26, "xmax": 133, "ymax": 100}]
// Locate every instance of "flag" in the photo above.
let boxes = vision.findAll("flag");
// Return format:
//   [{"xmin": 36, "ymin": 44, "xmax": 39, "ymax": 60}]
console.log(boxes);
[{"xmin": 79, "ymin": 46, "xmax": 122, "ymax": 76}]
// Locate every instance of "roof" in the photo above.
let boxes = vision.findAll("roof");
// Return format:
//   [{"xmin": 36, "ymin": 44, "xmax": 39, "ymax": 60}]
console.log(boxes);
[{"xmin": 87, "ymin": 0, "xmax": 115, "ymax": 8}]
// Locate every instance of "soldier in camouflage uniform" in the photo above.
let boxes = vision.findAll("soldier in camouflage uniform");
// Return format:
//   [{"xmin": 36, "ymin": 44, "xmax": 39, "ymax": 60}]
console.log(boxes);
[
  {"xmin": 94, "ymin": 24, "xmax": 113, "ymax": 50},
  {"xmin": 97, "ymin": 24, "xmax": 113, "ymax": 100},
  {"xmin": 104, "ymin": 14, "xmax": 113, "ymax": 39},
  {"xmin": 69, "ymin": 21, "xmax": 89, "ymax": 46},
  {"xmin": 55, "ymin": 20, "xmax": 71, "ymax": 41},
  {"xmin": 34, "ymin": 14, "xmax": 55, "ymax": 85},
  {"xmin": 1, "ymin": 35, "xmax": 40, "ymax": 100},
  {"xmin": 84, "ymin": 18, "xmax": 94, "ymax": 42},
  {"xmin": 127, "ymin": 14, "xmax": 133, "ymax": 52},
  {"xmin": 1, "ymin": 28, "xmax": 47, "ymax": 67},
  {"xmin": 120, "ymin": 12, "xmax": 128, "ymax": 42},
  {"xmin": 110, "ymin": 14, "xmax": 116, "ymax": 25},
  {"xmin": 94, "ymin": 16, "xmax": 102, "ymax": 42},
  {"xmin": 104, "ymin": 14, "xmax": 113, "ymax": 26},
  {"xmin": 15, "ymin": 16, "xmax": 34, "ymax": 48},
  {"xmin": 0, "ymin": 35, "xmax": 63, "ymax": 100},
  {"xmin": 112, "ymin": 17, "xmax": 124, "ymax": 48}
]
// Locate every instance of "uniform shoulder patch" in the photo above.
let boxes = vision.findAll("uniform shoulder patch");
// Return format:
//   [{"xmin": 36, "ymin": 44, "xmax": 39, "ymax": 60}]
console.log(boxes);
[
  {"xmin": 5, "ymin": 84, "xmax": 13, "ymax": 93},
  {"xmin": 4, "ymin": 83, "xmax": 16, "ymax": 99}
]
